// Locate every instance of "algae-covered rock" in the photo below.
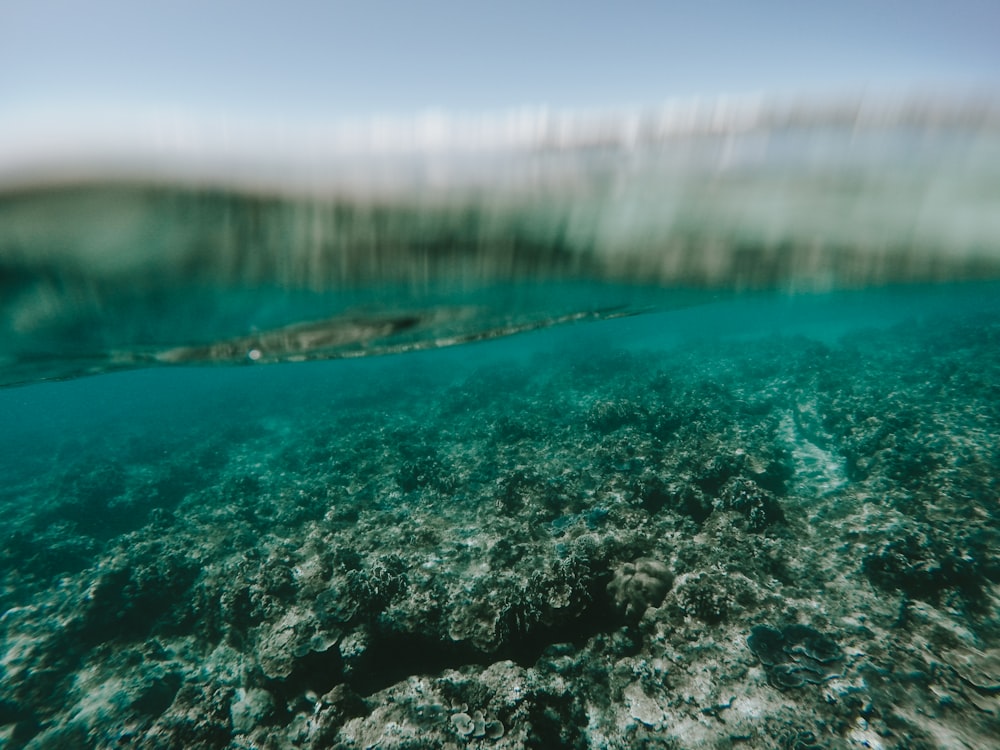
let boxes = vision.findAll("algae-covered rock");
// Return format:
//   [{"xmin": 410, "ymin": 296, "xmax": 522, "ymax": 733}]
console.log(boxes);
[
  {"xmin": 230, "ymin": 687, "xmax": 274, "ymax": 734},
  {"xmin": 747, "ymin": 624, "xmax": 844, "ymax": 689},
  {"xmin": 717, "ymin": 476, "xmax": 785, "ymax": 532},
  {"xmin": 607, "ymin": 558, "xmax": 673, "ymax": 621},
  {"xmin": 345, "ymin": 554, "xmax": 409, "ymax": 617},
  {"xmin": 673, "ymin": 572, "xmax": 730, "ymax": 624}
]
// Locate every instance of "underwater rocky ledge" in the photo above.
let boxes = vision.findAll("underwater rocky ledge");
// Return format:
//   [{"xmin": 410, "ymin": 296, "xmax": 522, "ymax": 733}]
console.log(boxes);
[{"xmin": 1, "ymin": 305, "xmax": 999, "ymax": 749}]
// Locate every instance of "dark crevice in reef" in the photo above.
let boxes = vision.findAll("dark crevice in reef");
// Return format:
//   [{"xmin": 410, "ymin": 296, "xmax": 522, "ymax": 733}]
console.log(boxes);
[
  {"xmin": 524, "ymin": 688, "xmax": 590, "ymax": 750},
  {"xmin": 347, "ymin": 633, "xmax": 488, "ymax": 697},
  {"xmin": 496, "ymin": 583, "xmax": 623, "ymax": 669},
  {"xmin": 265, "ymin": 646, "xmax": 348, "ymax": 721},
  {"xmin": 300, "ymin": 582, "xmax": 624, "ymax": 700},
  {"xmin": 0, "ymin": 699, "xmax": 40, "ymax": 749},
  {"xmin": 862, "ymin": 532, "xmax": 995, "ymax": 614}
]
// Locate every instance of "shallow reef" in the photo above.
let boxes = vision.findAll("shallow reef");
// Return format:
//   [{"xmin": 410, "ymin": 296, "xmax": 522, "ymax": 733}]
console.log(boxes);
[{"xmin": 1, "ymin": 306, "xmax": 999, "ymax": 748}]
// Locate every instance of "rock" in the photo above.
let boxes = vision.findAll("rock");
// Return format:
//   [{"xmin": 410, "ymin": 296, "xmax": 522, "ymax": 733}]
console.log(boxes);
[
  {"xmin": 747, "ymin": 624, "xmax": 844, "ymax": 689},
  {"xmin": 623, "ymin": 682, "xmax": 664, "ymax": 729},
  {"xmin": 230, "ymin": 687, "xmax": 274, "ymax": 734},
  {"xmin": 607, "ymin": 558, "xmax": 673, "ymax": 621}
]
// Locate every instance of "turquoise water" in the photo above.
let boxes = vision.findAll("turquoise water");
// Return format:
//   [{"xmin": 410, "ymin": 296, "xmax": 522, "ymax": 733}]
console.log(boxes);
[
  {"xmin": 2, "ymin": 283, "xmax": 999, "ymax": 748},
  {"xmin": 2, "ymin": 106, "xmax": 1000, "ymax": 748}
]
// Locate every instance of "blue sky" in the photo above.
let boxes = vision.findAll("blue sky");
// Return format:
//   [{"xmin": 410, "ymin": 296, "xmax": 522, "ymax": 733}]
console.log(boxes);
[{"xmin": 1, "ymin": 0, "xmax": 998, "ymax": 120}]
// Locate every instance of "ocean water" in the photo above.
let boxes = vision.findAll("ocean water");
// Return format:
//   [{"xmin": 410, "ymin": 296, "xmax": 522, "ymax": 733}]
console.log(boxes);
[{"xmin": 2, "ymin": 101, "xmax": 1000, "ymax": 749}]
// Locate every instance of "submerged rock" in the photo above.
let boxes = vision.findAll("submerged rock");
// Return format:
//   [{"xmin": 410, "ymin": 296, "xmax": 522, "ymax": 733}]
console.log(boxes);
[
  {"xmin": 607, "ymin": 558, "xmax": 674, "ymax": 621},
  {"xmin": 673, "ymin": 572, "xmax": 730, "ymax": 624},
  {"xmin": 717, "ymin": 476, "xmax": 785, "ymax": 532},
  {"xmin": 747, "ymin": 624, "xmax": 844, "ymax": 690}
]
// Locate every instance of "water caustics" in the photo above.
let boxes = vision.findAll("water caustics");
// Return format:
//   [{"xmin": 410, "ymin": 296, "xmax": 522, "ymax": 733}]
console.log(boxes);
[{"xmin": 2, "ymin": 94, "xmax": 999, "ymax": 387}]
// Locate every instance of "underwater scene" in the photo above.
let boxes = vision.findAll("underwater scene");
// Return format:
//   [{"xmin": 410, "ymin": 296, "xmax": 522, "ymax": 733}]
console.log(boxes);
[{"xmin": 2, "ymin": 100, "xmax": 1000, "ymax": 749}]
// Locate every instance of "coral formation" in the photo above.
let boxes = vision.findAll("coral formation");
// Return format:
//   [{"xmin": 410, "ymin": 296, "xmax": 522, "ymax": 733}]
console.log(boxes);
[
  {"xmin": 716, "ymin": 476, "xmax": 785, "ymax": 532},
  {"xmin": 1, "ymin": 300, "xmax": 999, "ymax": 748},
  {"xmin": 674, "ymin": 572, "xmax": 731, "ymax": 624},
  {"xmin": 607, "ymin": 558, "xmax": 674, "ymax": 621},
  {"xmin": 747, "ymin": 624, "xmax": 844, "ymax": 689}
]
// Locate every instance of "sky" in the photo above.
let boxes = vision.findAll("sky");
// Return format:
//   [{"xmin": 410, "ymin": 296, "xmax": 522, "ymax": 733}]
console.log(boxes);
[{"xmin": 2, "ymin": 0, "xmax": 998, "ymax": 123}]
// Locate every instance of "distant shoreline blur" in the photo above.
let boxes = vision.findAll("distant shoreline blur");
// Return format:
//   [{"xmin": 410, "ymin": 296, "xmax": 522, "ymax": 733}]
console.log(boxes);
[{"xmin": 2, "ymin": 91, "xmax": 998, "ymax": 192}]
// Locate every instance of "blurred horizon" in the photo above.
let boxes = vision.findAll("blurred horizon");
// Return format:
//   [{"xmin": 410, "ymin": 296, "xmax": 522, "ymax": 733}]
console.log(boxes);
[
  {"xmin": 3, "ymin": 1, "xmax": 998, "ymax": 186},
  {"xmin": 2, "ymin": 91, "xmax": 997, "ymax": 188}
]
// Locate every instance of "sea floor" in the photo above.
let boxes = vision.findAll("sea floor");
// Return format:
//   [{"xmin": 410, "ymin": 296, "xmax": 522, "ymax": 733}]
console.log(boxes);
[{"xmin": 1, "ymin": 287, "xmax": 999, "ymax": 749}]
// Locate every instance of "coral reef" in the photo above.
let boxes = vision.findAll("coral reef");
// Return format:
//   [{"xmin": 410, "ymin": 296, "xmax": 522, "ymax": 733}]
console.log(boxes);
[{"xmin": 1, "ymin": 300, "xmax": 999, "ymax": 748}]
